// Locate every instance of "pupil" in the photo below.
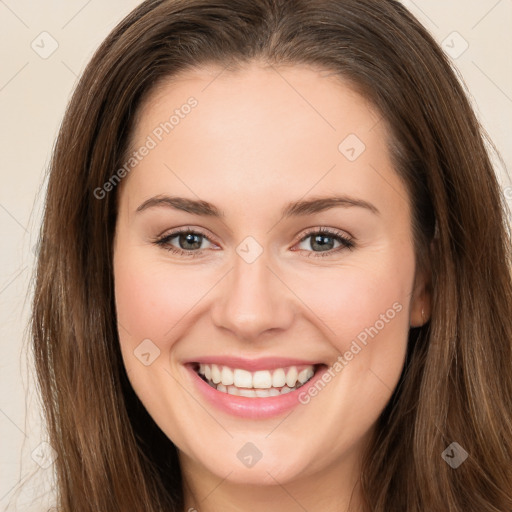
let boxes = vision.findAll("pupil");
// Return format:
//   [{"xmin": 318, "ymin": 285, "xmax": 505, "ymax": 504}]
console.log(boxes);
[
  {"xmin": 180, "ymin": 233, "xmax": 201, "ymax": 250},
  {"xmin": 312, "ymin": 235, "xmax": 333, "ymax": 252}
]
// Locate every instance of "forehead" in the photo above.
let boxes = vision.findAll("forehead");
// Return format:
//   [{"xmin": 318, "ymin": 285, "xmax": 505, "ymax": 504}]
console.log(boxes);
[
  {"xmin": 135, "ymin": 62, "xmax": 381, "ymax": 145},
  {"xmin": 122, "ymin": 62, "xmax": 409, "ymax": 221}
]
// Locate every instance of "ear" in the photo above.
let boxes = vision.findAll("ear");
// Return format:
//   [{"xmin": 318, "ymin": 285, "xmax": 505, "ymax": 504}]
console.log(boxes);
[{"xmin": 409, "ymin": 250, "xmax": 432, "ymax": 328}]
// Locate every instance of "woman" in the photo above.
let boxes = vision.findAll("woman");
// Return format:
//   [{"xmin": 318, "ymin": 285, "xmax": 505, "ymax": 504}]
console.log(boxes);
[{"xmin": 31, "ymin": 0, "xmax": 512, "ymax": 510}]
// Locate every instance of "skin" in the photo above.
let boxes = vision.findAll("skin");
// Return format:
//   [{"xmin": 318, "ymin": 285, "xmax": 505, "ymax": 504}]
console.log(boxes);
[{"xmin": 113, "ymin": 61, "xmax": 430, "ymax": 512}]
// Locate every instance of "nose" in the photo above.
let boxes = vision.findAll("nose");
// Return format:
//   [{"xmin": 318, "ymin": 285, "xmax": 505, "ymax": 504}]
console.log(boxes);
[{"xmin": 210, "ymin": 250, "xmax": 295, "ymax": 342}]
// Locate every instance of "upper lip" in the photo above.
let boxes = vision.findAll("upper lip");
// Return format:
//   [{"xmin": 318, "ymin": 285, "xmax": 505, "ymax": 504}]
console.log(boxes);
[{"xmin": 184, "ymin": 356, "xmax": 323, "ymax": 372}]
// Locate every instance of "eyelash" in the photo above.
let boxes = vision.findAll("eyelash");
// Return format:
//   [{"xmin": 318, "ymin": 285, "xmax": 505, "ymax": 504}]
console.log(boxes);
[{"xmin": 152, "ymin": 226, "xmax": 355, "ymax": 258}]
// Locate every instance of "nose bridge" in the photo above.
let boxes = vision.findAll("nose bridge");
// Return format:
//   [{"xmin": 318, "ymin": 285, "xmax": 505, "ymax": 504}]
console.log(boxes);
[{"xmin": 211, "ymin": 247, "xmax": 293, "ymax": 340}]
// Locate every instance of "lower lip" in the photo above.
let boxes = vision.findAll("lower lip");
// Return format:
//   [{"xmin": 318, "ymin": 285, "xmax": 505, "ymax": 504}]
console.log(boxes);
[{"xmin": 185, "ymin": 363, "xmax": 328, "ymax": 419}]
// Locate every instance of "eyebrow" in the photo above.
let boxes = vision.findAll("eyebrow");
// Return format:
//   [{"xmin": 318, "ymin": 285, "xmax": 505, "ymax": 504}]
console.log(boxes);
[{"xmin": 135, "ymin": 194, "xmax": 380, "ymax": 217}]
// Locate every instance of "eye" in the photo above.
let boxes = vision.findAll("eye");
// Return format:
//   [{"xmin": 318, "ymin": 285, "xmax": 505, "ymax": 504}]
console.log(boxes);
[
  {"xmin": 153, "ymin": 228, "xmax": 217, "ymax": 257},
  {"xmin": 152, "ymin": 226, "xmax": 355, "ymax": 258},
  {"xmin": 294, "ymin": 227, "xmax": 355, "ymax": 257}
]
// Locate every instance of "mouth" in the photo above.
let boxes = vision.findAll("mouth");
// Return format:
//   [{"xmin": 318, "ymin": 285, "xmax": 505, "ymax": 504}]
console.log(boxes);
[{"xmin": 190, "ymin": 362, "xmax": 324, "ymax": 398}]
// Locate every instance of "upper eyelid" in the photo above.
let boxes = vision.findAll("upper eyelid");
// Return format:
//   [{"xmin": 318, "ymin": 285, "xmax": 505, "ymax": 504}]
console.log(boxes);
[
  {"xmin": 299, "ymin": 226, "xmax": 353, "ymax": 240},
  {"xmin": 158, "ymin": 227, "xmax": 218, "ymax": 245}
]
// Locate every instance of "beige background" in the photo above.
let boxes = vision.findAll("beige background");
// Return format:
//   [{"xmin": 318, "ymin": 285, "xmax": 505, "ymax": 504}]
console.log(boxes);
[{"xmin": 0, "ymin": 0, "xmax": 511, "ymax": 510}]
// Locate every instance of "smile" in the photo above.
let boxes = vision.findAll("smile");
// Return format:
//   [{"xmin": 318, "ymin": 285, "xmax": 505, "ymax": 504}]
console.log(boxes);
[{"xmin": 196, "ymin": 363, "xmax": 317, "ymax": 397}]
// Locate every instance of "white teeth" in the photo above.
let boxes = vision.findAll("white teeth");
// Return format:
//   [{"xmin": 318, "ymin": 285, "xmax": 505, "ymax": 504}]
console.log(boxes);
[
  {"xmin": 286, "ymin": 367, "xmax": 298, "ymax": 387},
  {"xmin": 298, "ymin": 367, "xmax": 314, "ymax": 384},
  {"xmin": 221, "ymin": 366, "xmax": 234, "ymax": 386},
  {"xmin": 211, "ymin": 364, "xmax": 222, "ymax": 384},
  {"xmin": 255, "ymin": 388, "xmax": 272, "ymax": 397},
  {"xmin": 227, "ymin": 385, "xmax": 240, "ymax": 396},
  {"xmin": 233, "ymin": 368, "xmax": 253, "ymax": 388},
  {"xmin": 253, "ymin": 370, "xmax": 272, "ymax": 389},
  {"xmin": 197, "ymin": 363, "xmax": 318, "ymax": 397},
  {"xmin": 217, "ymin": 383, "xmax": 299, "ymax": 397},
  {"xmin": 272, "ymin": 368, "xmax": 286, "ymax": 387},
  {"xmin": 239, "ymin": 388, "xmax": 257, "ymax": 398}
]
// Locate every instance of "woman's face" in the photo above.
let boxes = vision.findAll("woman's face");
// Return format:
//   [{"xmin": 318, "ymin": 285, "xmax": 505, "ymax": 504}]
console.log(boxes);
[{"xmin": 113, "ymin": 62, "xmax": 428, "ymax": 497}]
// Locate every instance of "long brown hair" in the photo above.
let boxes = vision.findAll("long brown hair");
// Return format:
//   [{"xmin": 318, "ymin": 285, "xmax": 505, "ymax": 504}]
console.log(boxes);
[{"xmin": 31, "ymin": 0, "xmax": 512, "ymax": 510}]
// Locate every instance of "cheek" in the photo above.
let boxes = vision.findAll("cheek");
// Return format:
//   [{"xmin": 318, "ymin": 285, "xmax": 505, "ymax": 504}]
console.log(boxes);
[
  {"xmin": 288, "ymin": 246, "xmax": 414, "ymax": 428},
  {"xmin": 282, "ymin": 253, "xmax": 414, "ymax": 460},
  {"xmin": 113, "ymin": 249, "xmax": 201, "ymax": 430},
  {"xmin": 114, "ymin": 250, "xmax": 202, "ymax": 345},
  {"xmin": 293, "ymin": 254, "xmax": 413, "ymax": 353}
]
